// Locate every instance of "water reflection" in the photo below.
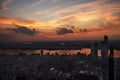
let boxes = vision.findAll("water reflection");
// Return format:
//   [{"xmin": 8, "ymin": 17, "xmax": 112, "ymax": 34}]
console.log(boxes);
[{"xmin": 0, "ymin": 48, "xmax": 120, "ymax": 57}]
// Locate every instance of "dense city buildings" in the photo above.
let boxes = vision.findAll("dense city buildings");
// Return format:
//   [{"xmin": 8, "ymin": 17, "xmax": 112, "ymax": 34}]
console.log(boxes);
[{"xmin": 0, "ymin": 36, "xmax": 119, "ymax": 80}]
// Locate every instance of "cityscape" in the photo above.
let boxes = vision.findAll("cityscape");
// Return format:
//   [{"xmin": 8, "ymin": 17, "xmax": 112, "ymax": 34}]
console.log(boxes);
[
  {"xmin": 0, "ymin": 0, "xmax": 120, "ymax": 80},
  {"xmin": 0, "ymin": 35, "xmax": 120, "ymax": 80}
]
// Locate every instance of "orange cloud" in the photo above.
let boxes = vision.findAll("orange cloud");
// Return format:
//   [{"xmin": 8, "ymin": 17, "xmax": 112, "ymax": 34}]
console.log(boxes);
[
  {"xmin": 0, "ymin": 16, "xmax": 62, "ymax": 30},
  {"xmin": 37, "ymin": 0, "xmax": 120, "ymax": 27},
  {"xmin": 0, "ymin": 16, "xmax": 38, "ymax": 26}
]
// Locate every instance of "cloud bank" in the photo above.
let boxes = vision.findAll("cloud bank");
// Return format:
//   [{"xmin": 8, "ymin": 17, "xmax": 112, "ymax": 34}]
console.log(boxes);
[
  {"xmin": 7, "ymin": 25, "xmax": 38, "ymax": 35},
  {"xmin": 56, "ymin": 27, "xmax": 73, "ymax": 35}
]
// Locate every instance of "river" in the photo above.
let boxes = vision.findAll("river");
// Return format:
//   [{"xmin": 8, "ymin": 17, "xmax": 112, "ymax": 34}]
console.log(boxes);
[{"xmin": 0, "ymin": 48, "xmax": 120, "ymax": 57}]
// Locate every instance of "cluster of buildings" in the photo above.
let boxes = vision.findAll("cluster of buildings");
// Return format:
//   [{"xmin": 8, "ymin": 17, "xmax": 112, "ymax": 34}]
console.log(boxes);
[
  {"xmin": 0, "ymin": 35, "xmax": 119, "ymax": 80},
  {"xmin": 90, "ymin": 35, "xmax": 115, "ymax": 80},
  {"xmin": 0, "ymin": 53, "xmax": 100, "ymax": 80}
]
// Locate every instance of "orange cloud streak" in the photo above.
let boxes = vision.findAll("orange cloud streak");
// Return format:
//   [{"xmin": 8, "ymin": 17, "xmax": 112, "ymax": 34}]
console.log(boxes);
[{"xmin": 0, "ymin": 16, "xmax": 38, "ymax": 26}]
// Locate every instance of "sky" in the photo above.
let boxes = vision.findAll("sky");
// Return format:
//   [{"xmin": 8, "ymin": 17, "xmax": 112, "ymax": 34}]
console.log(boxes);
[{"xmin": 0, "ymin": 0, "xmax": 120, "ymax": 43}]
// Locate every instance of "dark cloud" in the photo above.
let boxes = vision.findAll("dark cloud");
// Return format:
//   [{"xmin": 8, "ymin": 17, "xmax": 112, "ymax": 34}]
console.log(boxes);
[
  {"xmin": 79, "ymin": 22, "xmax": 117, "ymax": 33},
  {"xmin": 79, "ymin": 28, "xmax": 87, "ymax": 32},
  {"xmin": 56, "ymin": 27, "xmax": 74, "ymax": 35},
  {"xmin": 7, "ymin": 25, "xmax": 38, "ymax": 35}
]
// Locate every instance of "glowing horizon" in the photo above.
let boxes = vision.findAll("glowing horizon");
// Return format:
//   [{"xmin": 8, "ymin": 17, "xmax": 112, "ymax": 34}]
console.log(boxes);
[{"xmin": 0, "ymin": 0, "xmax": 120, "ymax": 42}]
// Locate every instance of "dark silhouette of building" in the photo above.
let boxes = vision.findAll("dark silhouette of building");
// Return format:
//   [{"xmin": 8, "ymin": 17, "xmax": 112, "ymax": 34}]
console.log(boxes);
[
  {"xmin": 108, "ymin": 46, "xmax": 114, "ymax": 80},
  {"xmin": 101, "ymin": 35, "xmax": 109, "ymax": 80},
  {"xmin": 91, "ymin": 42, "xmax": 98, "ymax": 61},
  {"xmin": 104, "ymin": 35, "xmax": 108, "ymax": 43},
  {"xmin": 40, "ymin": 50, "xmax": 44, "ymax": 56},
  {"xmin": 101, "ymin": 35, "xmax": 109, "ymax": 63}
]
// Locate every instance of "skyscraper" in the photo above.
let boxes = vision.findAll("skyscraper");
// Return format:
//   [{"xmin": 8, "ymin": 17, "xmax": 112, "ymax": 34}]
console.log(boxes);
[
  {"xmin": 40, "ymin": 50, "xmax": 44, "ymax": 56},
  {"xmin": 101, "ymin": 35, "xmax": 109, "ymax": 63},
  {"xmin": 104, "ymin": 35, "xmax": 108, "ymax": 43},
  {"xmin": 91, "ymin": 42, "xmax": 98, "ymax": 61},
  {"xmin": 101, "ymin": 35, "xmax": 109, "ymax": 80},
  {"xmin": 108, "ymin": 46, "xmax": 114, "ymax": 80}
]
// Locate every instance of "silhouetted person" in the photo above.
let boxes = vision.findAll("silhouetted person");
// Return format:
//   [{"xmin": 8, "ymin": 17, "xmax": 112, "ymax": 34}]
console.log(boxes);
[{"xmin": 108, "ymin": 46, "xmax": 114, "ymax": 80}]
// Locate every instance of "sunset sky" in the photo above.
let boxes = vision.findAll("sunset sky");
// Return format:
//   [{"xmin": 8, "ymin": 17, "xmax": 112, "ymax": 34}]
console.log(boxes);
[{"xmin": 0, "ymin": 0, "xmax": 120, "ymax": 43}]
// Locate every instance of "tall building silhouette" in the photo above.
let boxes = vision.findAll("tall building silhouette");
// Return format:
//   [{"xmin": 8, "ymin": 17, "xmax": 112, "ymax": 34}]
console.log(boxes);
[
  {"xmin": 101, "ymin": 35, "xmax": 109, "ymax": 80},
  {"xmin": 91, "ymin": 42, "xmax": 98, "ymax": 61},
  {"xmin": 108, "ymin": 46, "xmax": 114, "ymax": 80},
  {"xmin": 104, "ymin": 35, "xmax": 108, "ymax": 43},
  {"xmin": 40, "ymin": 50, "xmax": 44, "ymax": 56},
  {"xmin": 101, "ymin": 35, "xmax": 108, "ymax": 63}
]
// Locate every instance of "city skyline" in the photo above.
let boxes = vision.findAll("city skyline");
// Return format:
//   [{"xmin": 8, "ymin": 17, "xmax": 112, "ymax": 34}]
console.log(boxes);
[{"xmin": 0, "ymin": 0, "xmax": 120, "ymax": 42}]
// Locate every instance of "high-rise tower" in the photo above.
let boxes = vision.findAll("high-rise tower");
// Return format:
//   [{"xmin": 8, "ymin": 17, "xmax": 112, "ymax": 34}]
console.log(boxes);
[
  {"xmin": 91, "ymin": 42, "xmax": 98, "ymax": 61},
  {"xmin": 40, "ymin": 50, "xmax": 44, "ymax": 56},
  {"xmin": 101, "ymin": 35, "xmax": 109, "ymax": 80},
  {"xmin": 108, "ymin": 46, "xmax": 114, "ymax": 80},
  {"xmin": 101, "ymin": 35, "xmax": 108, "ymax": 63},
  {"xmin": 104, "ymin": 35, "xmax": 108, "ymax": 43}
]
